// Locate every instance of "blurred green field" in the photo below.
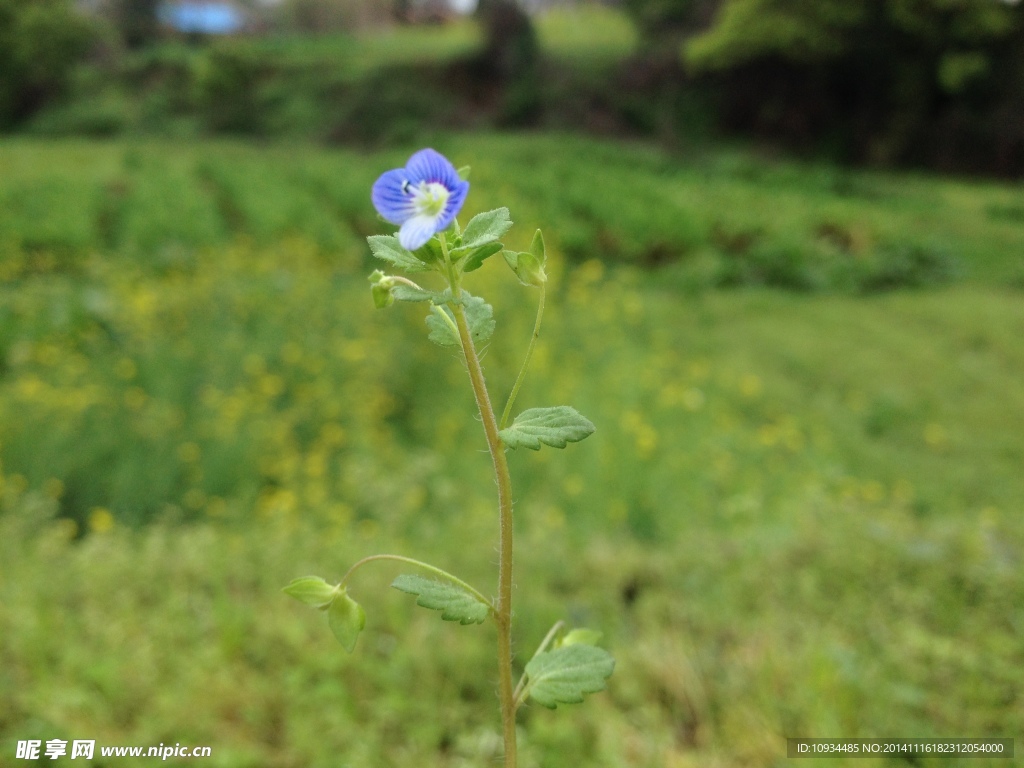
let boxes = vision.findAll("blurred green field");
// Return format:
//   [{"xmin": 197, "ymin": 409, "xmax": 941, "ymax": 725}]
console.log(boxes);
[
  {"xmin": 1, "ymin": 133, "xmax": 1022, "ymax": 766},
  {"xmin": 4, "ymin": 134, "xmax": 1023, "ymax": 284}
]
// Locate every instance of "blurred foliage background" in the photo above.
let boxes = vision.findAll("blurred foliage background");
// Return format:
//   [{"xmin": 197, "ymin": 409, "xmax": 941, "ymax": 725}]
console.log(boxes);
[
  {"xmin": 1, "ymin": 1, "xmax": 1023, "ymax": 766},
  {"xmin": 5, "ymin": 0, "xmax": 1024, "ymax": 172}
]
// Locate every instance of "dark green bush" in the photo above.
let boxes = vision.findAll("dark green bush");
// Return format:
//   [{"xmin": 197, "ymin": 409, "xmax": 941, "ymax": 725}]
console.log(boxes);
[
  {"xmin": 25, "ymin": 88, "xmax": 134, "ymax": 137},
  {"xmin": 0, "ymin": 0, "xmax": 97, "ymax": 128},
  {"xmin": 681, "ymin": 226, "xmax": 962, "ymax": 294},
  {"xmin": 856, "ymin": 242, "xmax": 961, "ymax": 293},
  {"xmin": 196, "ymin": 44, "xmax": 270, "ymax": 134}
]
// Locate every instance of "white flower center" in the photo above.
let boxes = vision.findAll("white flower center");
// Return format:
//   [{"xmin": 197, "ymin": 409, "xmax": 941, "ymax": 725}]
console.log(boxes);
[{"xmin": 410, "ymin": 181, "xmax": 450, "ymax": 219}]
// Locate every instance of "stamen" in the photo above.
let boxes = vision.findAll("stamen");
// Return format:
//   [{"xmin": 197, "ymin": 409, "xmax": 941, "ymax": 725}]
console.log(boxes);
[{"xmin": 410, "ymin": 182, "xmax": 450, "ymax": 218}]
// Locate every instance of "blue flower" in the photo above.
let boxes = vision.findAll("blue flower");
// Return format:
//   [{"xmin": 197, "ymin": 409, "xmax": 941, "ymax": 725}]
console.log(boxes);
[{"xmin": 371, "ymin": 149, "xmax": 470, "ymax": 252}]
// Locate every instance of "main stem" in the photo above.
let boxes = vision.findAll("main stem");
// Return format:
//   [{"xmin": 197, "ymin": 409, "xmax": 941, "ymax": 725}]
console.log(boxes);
[{"xmin": 451, "ymin": 302, "xmax": 517, "ymax": 767}]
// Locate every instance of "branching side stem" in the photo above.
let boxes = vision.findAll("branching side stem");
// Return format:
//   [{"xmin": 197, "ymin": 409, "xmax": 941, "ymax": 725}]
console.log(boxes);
[
  {"xmin": 338, "ymin": 554, "xmax": 493, "ymax": 612},
  {"xmin": 500, "ymin": 283, "xmax": 546, "ymax": 430}
]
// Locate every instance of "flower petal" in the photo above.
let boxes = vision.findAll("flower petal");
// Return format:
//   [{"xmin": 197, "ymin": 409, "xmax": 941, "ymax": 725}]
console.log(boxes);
[
  {"xmin": 399, "ymin": 214, "xmax": 440, "ymax": 251},
  {"xmin": 372, "ymin": 168, "xmax": 415, "ymax": 225},
  {"xmin": 405, "ymin": 148, "xmax": 461, "ymax": 189},
  {"xmin": 435, "ymin": 179, "xmax": 470, "ymax": 233}
]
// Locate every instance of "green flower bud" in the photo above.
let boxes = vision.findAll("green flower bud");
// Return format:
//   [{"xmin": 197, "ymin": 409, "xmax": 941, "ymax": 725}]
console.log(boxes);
[
  {"xmin": 503, "ymin": 229, "xmax": 547, "ymax": 287},
  {"xmin": 504, "ymin": 251, "xmax": 547, "ymax": 287},
  {"xmin": 372, "ymin": 282, "xmax": 395, "ymax": 309},
  {"xmin": 283, "ymin": 576, "xmax": 341, "ymax": 610},
  {"xmin": 368, "ymin": 270, "xmax": 397, "ymax": 309}
]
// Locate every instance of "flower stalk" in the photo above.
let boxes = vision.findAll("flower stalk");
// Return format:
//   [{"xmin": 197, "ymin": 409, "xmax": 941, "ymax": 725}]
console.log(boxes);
[{"xmin": 285, "ymin": 149, "xmax": 612, "ymax": 768}]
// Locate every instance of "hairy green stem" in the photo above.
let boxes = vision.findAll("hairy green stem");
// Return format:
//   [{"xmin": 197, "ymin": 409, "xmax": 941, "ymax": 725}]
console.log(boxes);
[
  {"xmin": 389, "ymin": 275, "xmax": 424, "ymax": 290},
  {"xmin": 453, "ymin": 303, "xmax": 517, "ymax": 767},
  {"xmin": 500, "ymin": 283, "xmax": 546, "ymax": 430},
  {"xmin": 439, "ymin": 233, "xmax": 518, "ymax": 768},
  {"xmin": 338, "ymin": 554, "xmax": 493, "ymax": 611}
]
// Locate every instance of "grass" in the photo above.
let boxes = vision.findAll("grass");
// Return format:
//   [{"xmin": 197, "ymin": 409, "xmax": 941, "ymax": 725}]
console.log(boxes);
[
  {"xmin": 2, "ymin": 135, "xmax": 1022, "ymax": 284},
  {"xmin": 0, "ymin": 132, "xmax": 1022, "ymax": 766},
  {"xmin": 536, "ymin": 6, "xmax": 638, "ymax": 62}
]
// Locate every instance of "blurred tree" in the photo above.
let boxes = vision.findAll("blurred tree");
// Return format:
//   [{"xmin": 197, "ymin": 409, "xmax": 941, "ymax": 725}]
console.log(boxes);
[
  {"xmin": 476, "ymin": 0, "xmax": 537, "ymax": 81},
  {"xmin": 0, "ymin": 0, "xmax": 97, "ymax": 128},
  {"xmin": 684, "ymin": 0, "xmax": 1024, "ymax": 172},
  {"xmin": 470, "ymin": 0, "xmax": 539, "ymax": 126},
  {"xmin": 686, "ymin": 0, "xmax": 1018, "ymax": 69},
  {"xmin": 624, "ymin": 0, "xmax": 718, "ymax": 53},
  {"xmin": 107, "ymin": 0, "xmax": 161, "ymax": 47}
]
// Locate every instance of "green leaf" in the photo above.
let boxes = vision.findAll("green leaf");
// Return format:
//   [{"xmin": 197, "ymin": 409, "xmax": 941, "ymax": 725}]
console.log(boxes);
[
  {"xmin": 367, "ymin": 235, "xmax": 431, "ymax": 273},
  {"xmin": 558, "ymin": 628, "xmax": 603, "ymax": 648},
  {"xmin": 529, "ymin": 228, "xmax": 546, "ymax": 263},
  {"xmin": 523, "ymin": 644, "xmax": 615, "ymax": 709},
  {"xmin": 499, "ymin": 406, "xmax": 595, "ymax": 450},
  {"xmin": 425, "ymin": 292, "xmax": 495, "ymax": 348},
  {"xmin": 426, "ymin": 306, "xmax": 460, "ymax": 347},
  {"xmin": 463, "ymin": 241, "xmax": 503, "ymax": 273},
  {"xmin": 413, "ymin": 237, "xmax": 444, "ymax": 267},
  {"xmin": 327, "ymin": 589, "xmax": 366, "ymax": 653},
  {"xmin": 461, "ymin": 208, "xmax": 512, "ymax": 250},
  {"xmin": 283, "ymin": 576, "xmax": 339, "ymax": 609},
  {"xmin": 391, "ymin": 574, "xmax": 490, "ymax": 625}
]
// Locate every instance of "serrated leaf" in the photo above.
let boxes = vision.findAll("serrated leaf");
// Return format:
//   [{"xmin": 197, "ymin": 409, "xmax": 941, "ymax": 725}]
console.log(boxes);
[
  {"xmin": 391, "ymin": 574, "xmax": 491, "ymax": 625},
  {"xmin": 327, "ymin": 589, "xmax": 366, "ymax": 652},
  {"xmin": 425, "ymin": 292, "xmax": 495, "ymax": 348},
  {"xmin": 499, "ymin": 406, "xmax": 595, "ymax": 450},
  {"xmin": 523, "ymin": 644, "xmax": 615, "ymax": 709},
  {"xmin": 367, "ymin": 235, "xmax": 431, "ymax": 273},
  {"xmin": 283, "ymin": 576, "xmax": 338, "ymax": 609},
  {"xmin": 463, "ymin": 241, "xmax": 503, "ymax": 273},
  {"xmin": 460, "ymin": 208, "xmax": 512, "ymax": 250}
]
